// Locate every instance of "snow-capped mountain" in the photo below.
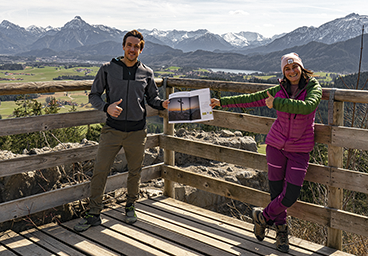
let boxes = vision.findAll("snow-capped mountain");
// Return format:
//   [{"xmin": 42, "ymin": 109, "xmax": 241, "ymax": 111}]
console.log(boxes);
[
  {"xmin": 222, "ymin": 31, "xmax": 272, "ymax": 48},
  {"xmin": 27, "ymin": 16, "xmax": 127, "ymax": 52},
  {"xmin": 140, "ymin": 28, "xmax": 271, "ymax": 51},
  {"xmin": 0, "ymin": 13, "xmax": 368, "ymax": 59},
  {"xmin": 241, "ymin": 13, "xmax": 368, "ymax": 55}
]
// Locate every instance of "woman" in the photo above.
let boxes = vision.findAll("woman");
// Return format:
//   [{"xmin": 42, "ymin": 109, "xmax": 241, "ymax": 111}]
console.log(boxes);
[{"xmin": 210, "ymin": 53, "xmax": 322, "ymax": 253}]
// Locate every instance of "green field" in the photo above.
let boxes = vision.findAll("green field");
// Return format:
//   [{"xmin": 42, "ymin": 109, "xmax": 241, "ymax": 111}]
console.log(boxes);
[
  {"xmin": 0, "ymin": 65, "xmax": 99, "ymax": 119},
  {"xmin": 0, "ymin": 65, "xmax": 339, "ymax": 120},
  {"xmin": 0, "ymin": 91, "xmax": 93, "ymax": 119},
  {"xmin": 0, "ymin": 65, "xmax": 99, "ymax": 83},
  {"xmin": 257, "ymin": 143, "xmax": 266, "ymax": 155}
]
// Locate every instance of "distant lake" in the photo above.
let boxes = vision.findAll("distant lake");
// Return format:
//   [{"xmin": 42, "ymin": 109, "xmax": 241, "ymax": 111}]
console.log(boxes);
[{"xmin": 206, "ymin": 68, "xmax": 261, "ymax": 74}]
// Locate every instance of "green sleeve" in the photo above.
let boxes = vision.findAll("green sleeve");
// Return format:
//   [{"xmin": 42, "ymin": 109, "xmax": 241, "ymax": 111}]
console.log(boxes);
[
  {"xmin": 273, "ymin": 78, "xmax": 322, "ymax": 115},
  {"xmin": 220, "ymin": 85, "xmax": 280, "ymax": 107}
]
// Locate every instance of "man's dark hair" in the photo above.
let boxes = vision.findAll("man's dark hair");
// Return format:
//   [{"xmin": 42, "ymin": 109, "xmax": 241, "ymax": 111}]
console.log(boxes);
[{"xmin": 123, "ymin": 30, "xmax": 145, "ymax": 50}]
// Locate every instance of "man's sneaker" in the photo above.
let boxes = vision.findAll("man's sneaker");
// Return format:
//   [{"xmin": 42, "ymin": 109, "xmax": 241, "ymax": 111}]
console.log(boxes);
[
  {"xmin": 275, "ymin": 224, "xmax": 289, "ymax": 253},
  {"xmin": 252, "ymin": 208, "xmax": 267, "ymax": 241},
  {"xmin": 125, "ymin": 203, "xmax": 137, "ymax": 224},
  {"xmin": 74, "ymin": 212, "xmax": 101, "ymax": 232}
]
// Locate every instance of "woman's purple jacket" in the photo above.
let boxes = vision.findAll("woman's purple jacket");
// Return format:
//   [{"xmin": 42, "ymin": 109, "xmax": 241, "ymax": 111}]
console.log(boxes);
[{"xmin": 220, "ymin": 77, "xmax": 322, "ymax": 153}]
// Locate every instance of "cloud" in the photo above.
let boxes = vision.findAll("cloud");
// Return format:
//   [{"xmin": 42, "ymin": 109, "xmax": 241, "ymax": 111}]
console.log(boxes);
[{"xmin": 229, "ymin": 10, "xmax": 249, "ymax": 16}]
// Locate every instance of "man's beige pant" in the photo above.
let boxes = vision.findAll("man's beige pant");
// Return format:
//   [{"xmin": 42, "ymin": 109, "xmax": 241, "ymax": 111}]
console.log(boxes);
[{"xmin": 88, "ymin": 125, "xmax": 147, "ymax": 215}]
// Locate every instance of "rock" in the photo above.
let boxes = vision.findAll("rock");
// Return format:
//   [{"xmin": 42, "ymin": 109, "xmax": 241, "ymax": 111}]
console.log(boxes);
[{"xmin": 220, "ymin": 130, "xmax": 235, "ymax": 137}]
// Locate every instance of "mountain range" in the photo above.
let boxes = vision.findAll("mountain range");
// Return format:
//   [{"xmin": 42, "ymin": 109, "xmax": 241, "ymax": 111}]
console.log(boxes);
[{"xmin": 1, "ymin": 13, "xmax": 368, "ymax": 73}]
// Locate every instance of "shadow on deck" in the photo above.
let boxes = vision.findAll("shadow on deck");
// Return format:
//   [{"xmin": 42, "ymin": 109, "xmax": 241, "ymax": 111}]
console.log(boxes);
[{"xmin": 0, "ymin": 196, "xmax": 351, "ymax": 256}]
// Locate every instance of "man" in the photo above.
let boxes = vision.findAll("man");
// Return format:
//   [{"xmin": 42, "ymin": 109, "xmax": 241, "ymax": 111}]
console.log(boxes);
[{"xmin": 74, "ymin": 30, "xmax": 169, "ymax": 232}]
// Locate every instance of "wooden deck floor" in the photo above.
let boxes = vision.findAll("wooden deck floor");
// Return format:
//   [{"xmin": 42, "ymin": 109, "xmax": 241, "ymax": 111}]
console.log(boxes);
[{"xmin": 0, "ymin": 196, "xmax": 353, "ymax": 256}]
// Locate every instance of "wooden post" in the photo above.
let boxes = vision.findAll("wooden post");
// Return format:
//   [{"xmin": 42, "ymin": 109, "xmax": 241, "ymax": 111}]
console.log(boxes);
[
  {"xmin": 327, "ymin": 101, "xmax": 344, "ymax": 250},
  {"xmin": 163, "ymin": 83, "xmax": 175, "ymax": 198}
]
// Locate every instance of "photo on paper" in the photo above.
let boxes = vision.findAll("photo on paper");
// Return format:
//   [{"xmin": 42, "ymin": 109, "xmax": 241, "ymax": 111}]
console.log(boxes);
[
  {"xmin": 168, "ymin": 88, "xmax": 214, "ymax": 124},
  {"xmin": 168, "ymin": 96, "xmax": 201, "ymax": 122}
]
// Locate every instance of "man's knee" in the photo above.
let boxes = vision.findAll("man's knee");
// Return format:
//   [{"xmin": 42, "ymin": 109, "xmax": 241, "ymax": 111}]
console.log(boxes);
[{"xmin": 281, "ymin": 182, "xmax": 302, "ymax": 207}]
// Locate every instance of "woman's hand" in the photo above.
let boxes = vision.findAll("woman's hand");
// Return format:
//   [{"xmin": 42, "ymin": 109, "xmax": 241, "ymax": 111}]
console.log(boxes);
[
  {"xmin": 265, "ymin": 91, "xmax": 274, "ymax": 109},
  {"xmin": 210, "ymin": 98, "xmax": 220, "ymax": 108}
]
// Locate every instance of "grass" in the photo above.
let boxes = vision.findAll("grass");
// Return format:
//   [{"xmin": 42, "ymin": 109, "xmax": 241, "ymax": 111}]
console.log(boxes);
[
  {"xmin": 257, "ymin": 143, "xmax": 266, "ymax": 154},
  {"xmin": 0, "ymin": 66, "xmax": 99, "ymax": 83},
  {"xmin": 1, "ymin": 91, "xmax": 93, "ymax": 119}
]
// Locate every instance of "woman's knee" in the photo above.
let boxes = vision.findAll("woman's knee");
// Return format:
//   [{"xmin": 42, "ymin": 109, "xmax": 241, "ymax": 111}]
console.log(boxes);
[{"xmin": 281, "ymin": 182, "xmax": 302, "ymax": 207}]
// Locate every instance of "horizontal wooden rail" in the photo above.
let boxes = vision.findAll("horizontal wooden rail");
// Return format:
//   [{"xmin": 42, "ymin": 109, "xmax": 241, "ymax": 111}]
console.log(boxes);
[
  {"xmin": 0, "ymin": 107, "xmax": 159, "ymax": 137},
  {"xmin": 161, "ymin": 165, "xmax": 368, "ymax": 237},
  {"xmin": 159, "ymin": 134, "xmax": 368, "ymax": 195},
  {"xmin": 0, "ymin": 163, "xmax": 162, "ymax": 223},
  {"xmin": 161, "ymin": 109, "xmax": 368, "ymax": 151},
  {"xmin": 2, "ymin": 77, "xmax": 368, "ymax": 103},
  {"xmin": 0, "ymin": 80, "xmax": 94, "ymax": 95},
  {"xmin": 164, "ymin": 78, "xmax": 368, "ymax": 103},
  {"xmin": 204, "ymin": 110, "xmax": 332, "ymax": 145},
  {"xmin": 0, "ymin": 134, "xmax": 159, "ymax": 178},
  {"xmin": 0, "ymin": 79, "xmax": 160, "ymax": 96}
]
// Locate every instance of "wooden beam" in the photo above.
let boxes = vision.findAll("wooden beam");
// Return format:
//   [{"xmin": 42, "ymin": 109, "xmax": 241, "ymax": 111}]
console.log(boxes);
[
  {"xmin": 161, "ymin": 165, "xmax": 368, "ymax": 237},
  {"xmin": 161, "ymin": 164, "xmax": 270, "ymax": 207},
  {"xmin": 0, "ymin": 78, "xmax": 164, "ymax": 96},
  {"xmin": 159, "ymin": 135, "xmax": 368, "ymax": 194},
  {"xmin": 0, "ymin": 134, "xmax": 159, "ymax": 178},
  {"xmin": 163, "ymin": 85, "xmax": 175, "ymax": 198},
  {"xmin": 0, "ymin": 107, "xmax": 159, "ymax": 137},
  {"xmin": 2, "ymin": 78, "xmax": 368, "ymax": 103},
  {"xmin": 327, "ymin": 101, "xmax": 344, "ymax": 250},
  {"xmin": 159, "ymin": 134, "xmax": 268, "ymax": 171},
  {"xmin": 0, "ymin": 163, "xmax": 162, "ymax": 223},
  {"xmin": 331, "ymin": 125, "xmax": 368, "ymax": 151}
]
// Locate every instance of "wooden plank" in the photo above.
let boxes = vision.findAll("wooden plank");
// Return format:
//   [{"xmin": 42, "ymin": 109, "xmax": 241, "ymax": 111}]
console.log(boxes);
[
  {"xmin": 152, "ymin": 197, "xmax": 354, "ymax": 256},
  {"xmin": 327, "ymin": 101, "xmax": 344, "ymax": 250},
  {"xmin": 162, "ymin": 164, "xmax": 270, "ymax": 207},
  {"xmin": 37, "ymin": 221, "xmax": 119, "ymax": 256},
  {"xmin": 109, "ymin": 203, "xmax": 248, "ymax": 255},
  {"xmin": 0, "ymin": 110, "xmax": 105, "ymax": 136},
  {"xmin": 0, "ymin": 164, "xmax": 161, "ymax": 223},
  {"xmin": 161, "ymin": 165, "xmax": 368, "ymax": 237},
  {"xmin": 2, "ymin": 78, "xmax": 367, "ymax": 104},
  {"xmin": 137, "ymin": 199, "xmax": 336, "ymax": 256},
  {"xmin": 163, "ymin": 86, "xmax": 175, "ymax": 198},
  {"xmin": 20, "ymin": 224, "xmax": 85, "ymax": 256},
  {"xmin": 166, "ymin": 77, "xmax": 275, "ymax": 93},
  {"xmin": 159, "ymin": 134, "xmax": 269, "ymax": 171},
  {"xmin": 0, "ymin": 230, "xmax": 57, "ymax": 255},
  {"xmin": 0, "ymin": 106, "xmax": 159, "ymax": 137},
  {"xmin": 0, "ymin": 80, "xmax": 93, "ymax": 95},
  {"xmin": 329, "ymin": 167, "xmax": 368, "ymax": 194},
  {"xmin": 0, "ymin": 78, "xmax": 163, "ymax": 96},
  {"xmin": 101, "ymin": 213, "xmax": 201, "ymax": 256},
  {"xmin": 160, "ymin": 135, "xmax": 368, "ymax": 194},
  {"xmin": 330, "ymin": 209, "xmax": 368, "ymax": 237},
  {"xmin": 61, "ymin": 217, "xmax": 170, "ymax": 256},
  {"xmin": 105, "ymin": 207, "xmax": 220, "ymax": 256},
  {"xmin": 0, "ymin": 133, "xmax": 159, "ymax": 177},
  {"xmin": 0, "ymin": 245, "xmax": 17, "ymax": 256},
  {"xmin": 136, "ymin": 200, "xmax": 317, "ymax": 256},
  {"xmin": 331, "ymin": 125, "xmax": 368, "ymax": 151}
]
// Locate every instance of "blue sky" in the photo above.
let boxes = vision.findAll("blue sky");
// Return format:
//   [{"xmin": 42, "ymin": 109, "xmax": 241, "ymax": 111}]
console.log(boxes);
[{"xmin": 1, "ymin": 0, "xmax": 367, "ymax": 38}]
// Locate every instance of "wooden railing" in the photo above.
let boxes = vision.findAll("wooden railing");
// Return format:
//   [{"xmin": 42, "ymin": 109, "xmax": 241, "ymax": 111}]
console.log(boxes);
[{"xmin": 1, "ymin": 78, "xmax": 368, "ymax": 251}]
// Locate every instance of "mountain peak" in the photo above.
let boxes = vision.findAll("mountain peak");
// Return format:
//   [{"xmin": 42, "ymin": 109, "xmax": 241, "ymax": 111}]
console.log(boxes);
[
  {"xmin": 63, "ymin": 16, "xmax": 89, "ymax": 29},
  {"xmin": 0, "ymin": 20, "xmax": 20, "ymax": 29}
]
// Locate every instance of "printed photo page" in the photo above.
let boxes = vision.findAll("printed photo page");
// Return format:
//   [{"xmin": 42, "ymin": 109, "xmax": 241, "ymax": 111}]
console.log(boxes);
[{"xmin": 168, "ymin": 88, "xmax": 214, "ymax": 124}]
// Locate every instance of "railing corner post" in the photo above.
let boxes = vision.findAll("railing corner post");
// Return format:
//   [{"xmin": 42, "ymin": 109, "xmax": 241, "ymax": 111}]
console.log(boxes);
[{"xmin": 163, "ymin": 85, "xmax": 175, "ymax": 198}]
